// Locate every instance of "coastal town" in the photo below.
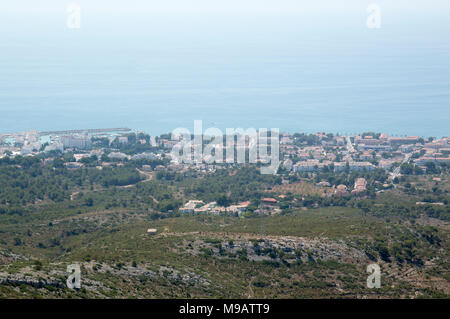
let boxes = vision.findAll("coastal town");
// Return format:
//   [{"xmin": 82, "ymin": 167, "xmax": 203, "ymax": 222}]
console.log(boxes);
[
  {"xmin": 0, "ymin": 129, "xmax": 448, "ymax": 298},
  {"xmin": 1, "ymin": 128, "xmax": 449, "ymax": 217}
]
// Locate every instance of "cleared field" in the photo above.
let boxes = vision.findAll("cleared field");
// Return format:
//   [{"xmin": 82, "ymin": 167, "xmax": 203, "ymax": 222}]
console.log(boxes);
[{"xmin": 269, "ymin": 181, "xmax": 329, "ymax": 197}]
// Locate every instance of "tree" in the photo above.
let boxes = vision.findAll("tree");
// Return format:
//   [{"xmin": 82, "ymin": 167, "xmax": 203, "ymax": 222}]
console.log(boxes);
[
  {"xmin": 84, "ymin": 197, "xmax": 94, "ymax": 206},
  {"xmin": 53, "ymin": 158, "xmax": 65, "ymax": 168},
  {"xmin": 216, "ymin": 195, "xmax": 231, "ymax": 207},
  {"xmin": 400, "ymin": 163, "xmax": 413, "ymax": 175},
  {"xmin": 425, "ymin": 162, "xmax": 439, "ymax": 174}
]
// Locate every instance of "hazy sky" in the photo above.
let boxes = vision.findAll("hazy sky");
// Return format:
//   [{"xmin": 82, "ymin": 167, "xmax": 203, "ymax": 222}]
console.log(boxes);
[
  {"xmin": 2, "ymin": 0, "xmax": 450, "ymax": 14},
  {"xmin": 1, "ymin": 0, "xmax": 449, "ymax": 36}
]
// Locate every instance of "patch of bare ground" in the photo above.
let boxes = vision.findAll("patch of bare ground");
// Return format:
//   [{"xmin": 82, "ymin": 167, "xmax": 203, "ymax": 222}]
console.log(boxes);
[{"xmin": 269, "ymin": 182, "xmax": 329, "ymax": 197}]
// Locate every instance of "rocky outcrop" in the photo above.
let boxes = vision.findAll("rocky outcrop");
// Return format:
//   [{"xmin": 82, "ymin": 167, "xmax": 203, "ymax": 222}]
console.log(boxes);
[
  {"xmin": 0, "ymin": 272, "xmax": 66, "ymax": 288},
  {"xmin": 180, "ymin": 235, "xmax": 368, "ymax": 264}
]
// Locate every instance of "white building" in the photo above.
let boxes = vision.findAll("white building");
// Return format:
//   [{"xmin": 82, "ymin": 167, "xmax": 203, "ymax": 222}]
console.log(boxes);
[
  {"xmin": 293, "ymin": 160, "xmax": 319, "ymax": 172},
  {"xmin": 131, "ymin": 152, "xmax": 157, "ymax": 160},
  {"xmin": 348, "ymin": 161, "xmax": 376, "ymax": 171},
  {"xmin": 108, "ymin": 152, "xmax": 129, "ymax": 160},
  {"xmin": 283, "ymin": 159, "xmax": 293, "ymax": 171},
  {"xmin": 44, "ymin": 142, "xmax": 64, "ymax": 153},
  {"xmin": 61, "ymin": 135, "xmax": 92, "ymax": 149},
  {"xmin": 180, "ymin": 200, "xmax": 204, "ymax": 213},
  {"xmin": 118, "ymin": 136, "xmax": 128, "ymax": 144}
]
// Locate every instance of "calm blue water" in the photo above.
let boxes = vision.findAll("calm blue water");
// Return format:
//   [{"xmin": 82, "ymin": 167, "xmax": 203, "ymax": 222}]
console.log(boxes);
[{"xmin": 0, "ymin": 6, "xmax": 449, "ymax": 137}]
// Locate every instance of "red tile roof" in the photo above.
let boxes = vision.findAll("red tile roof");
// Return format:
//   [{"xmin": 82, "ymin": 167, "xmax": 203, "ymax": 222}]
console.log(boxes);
[{"xmin": 262, "ymin": 198, "xmax": 278, "ymax": 203}]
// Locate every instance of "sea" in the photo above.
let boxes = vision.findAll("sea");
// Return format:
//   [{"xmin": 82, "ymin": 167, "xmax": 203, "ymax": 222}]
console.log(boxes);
[{"xmin": 0, "ymin": 3, "xmax": 449, "ymax": 137}]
